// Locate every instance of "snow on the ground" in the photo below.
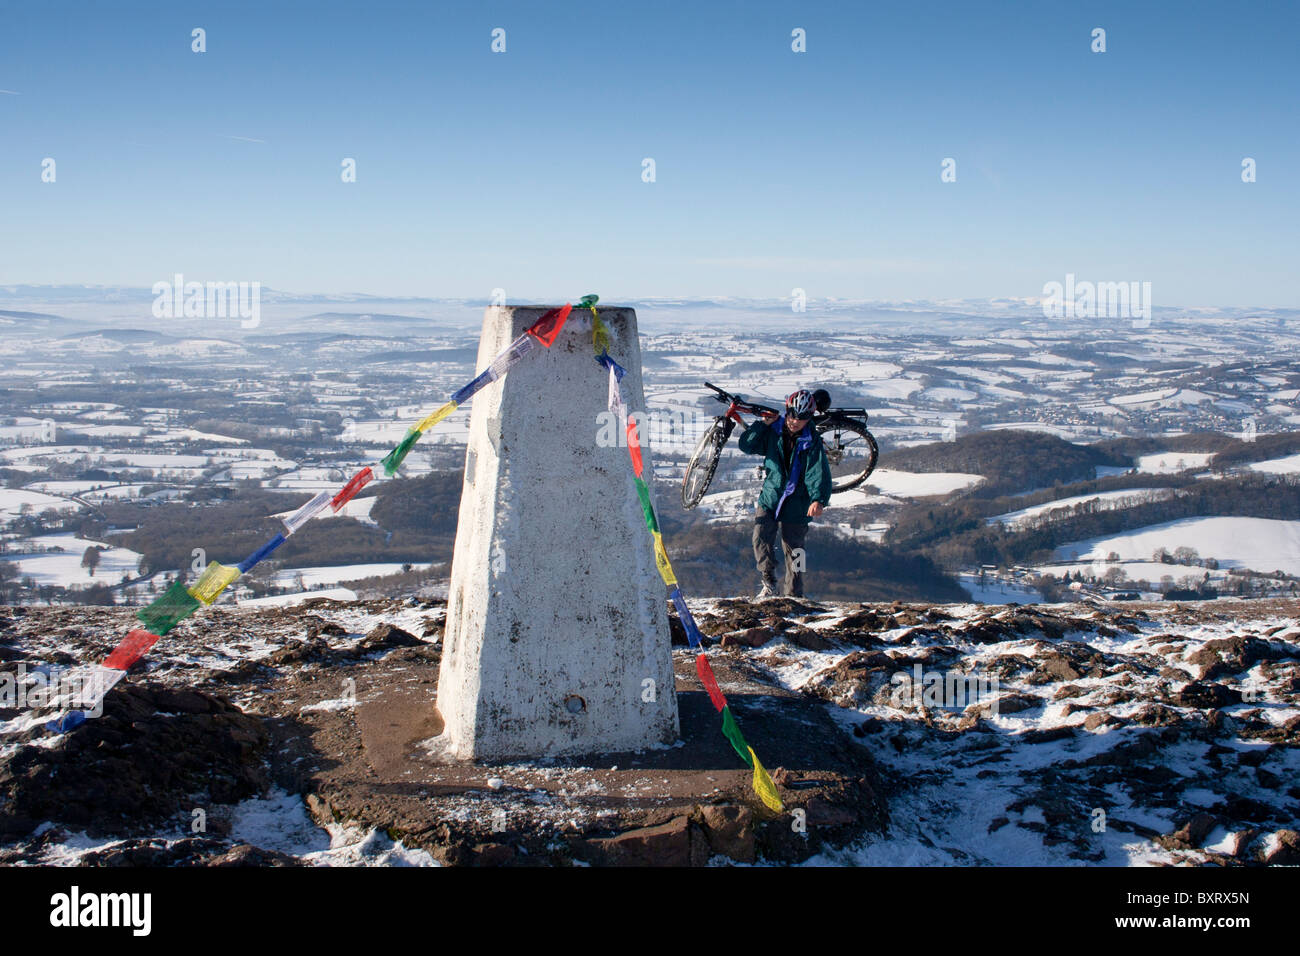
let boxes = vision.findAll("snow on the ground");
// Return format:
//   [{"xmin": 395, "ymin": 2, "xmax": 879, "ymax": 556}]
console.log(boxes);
[
  {"xmin": 269, "ymin": 563, "xmax": 430, "ymax": 589},
  {"xmin": 1055, "ymin": 516, "xmax": 1300, "ymax": 575},
  {"xmin": 0, "ymin": 488, "xmax": 79, "ymax": 518},
  {"xmin": 226, "ymin": 789, "xmax": 436, "ymax": 865},
  {"xmin": 238, "ymin": 587, "xmax": 358, "ymax": 607},
  {"xmin": 21, "ymin": 790, "xmax": 437, "ymax": 866},
  {"xmin": 1039, "ymin": 560, "xmax": 1223, "ymax": 587},
  {"xmin": 1111, "ymin": 388, "xmax": 1214, "ymax": 410},
  {"xmin": 1248, "ymin": 453, "xmax": 1300, "ymax": 475},
  {"xmin": 987, "ymin": 488, "xmax": 1178, "ymax": 530},
  {"xmin": 750, "ymin": 602, "xmax": 1300, "ymax": 867},
  {"xmin": 4, "ymin": 533, "xmax": 144, "ymax": 587},
  {"xmin": 956, "ymin": 572, "xmax": 1042, "ymax": 604},
  {"xmin": 23, "ymin": 480, "xmax": 146, "ymax": 500},
  {"xmin": 1135, "ymin": 452, "xmax": 1214, "ymax": 474},
  {"xmin": 856, "ymin": 469, "xmax": 983, "ymax": 498}
]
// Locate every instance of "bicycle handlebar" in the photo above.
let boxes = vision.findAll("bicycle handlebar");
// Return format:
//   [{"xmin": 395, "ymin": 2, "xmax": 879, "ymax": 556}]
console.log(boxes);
[{"xmin": 702, "ymin": 381, "xmax": 779, "ymax": 418}]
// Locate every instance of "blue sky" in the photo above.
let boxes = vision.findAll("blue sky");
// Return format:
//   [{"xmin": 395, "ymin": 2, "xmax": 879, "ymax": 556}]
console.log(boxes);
[{"xmin": 2, "ymin": 0, "xmax": 1296, "ymax": 305}]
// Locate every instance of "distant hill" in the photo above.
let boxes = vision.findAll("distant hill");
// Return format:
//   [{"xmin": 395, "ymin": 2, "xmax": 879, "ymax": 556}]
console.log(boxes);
[{"xmin": 886, "ymin": 430, "xmax": 1128, "ymax": 497}]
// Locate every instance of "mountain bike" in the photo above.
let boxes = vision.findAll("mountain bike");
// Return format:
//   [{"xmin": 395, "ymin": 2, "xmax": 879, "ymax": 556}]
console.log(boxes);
[{"xmin": 681, "ymin": 382, "xmax": 879, "ymax": 509}]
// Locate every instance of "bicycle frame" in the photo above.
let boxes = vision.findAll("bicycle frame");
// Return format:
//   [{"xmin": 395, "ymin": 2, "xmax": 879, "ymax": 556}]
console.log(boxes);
[
  {"xmin": 683, "ymin": 381, "xmax": 879, "ymax": 509},
  {"xmin": 703, "ymin": 381, "xmax": 867, "ymax": 429}
]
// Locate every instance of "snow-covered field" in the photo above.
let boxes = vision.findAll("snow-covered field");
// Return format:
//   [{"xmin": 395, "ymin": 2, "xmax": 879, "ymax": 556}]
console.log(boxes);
[
  {"xmin": 955, "ymin": 572, "xmax": 1042, "ymax": 604},
  {"xmin": 1248, "ymin": 453, "xmax": 1300, "ymax": 475},
  {"xmin": 269, "ymin": 563, "xmax": 430, "ymax": 589},
  {"xmin": 3, "ymin": 533, "xmax": 144, "ymax": 588},
  {"xmin": 1055, "ymin": 516, "xmax": 1300, "ymax": 576},
  {"xmin": 1135, "ymin": 452, "xmax": 1215, "ymax": 474},
  {"xmin": 859, "ymin": 469, "xmax": 983, "ymax": 498},
  {"xmin": 987, "ymin": 488, "xmax": 1179, "ymax": 530},
  {"xmin": 0, "ymin": 488, "xmax": 79, "ymax": 518},
  {"xmin": 239, "ymin": 587, "xmax": 359, "ymax": 607}
]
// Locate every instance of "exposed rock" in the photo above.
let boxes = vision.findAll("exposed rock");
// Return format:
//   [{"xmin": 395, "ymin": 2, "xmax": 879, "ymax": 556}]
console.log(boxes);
[
  {"xmin": 1164, "ymin": 812, "xmax": 1219, "ymax": 849},
  {"xmin": 1177, "ymin": 682, "xmax": 1242, "ymax": 709},
  {"xmin": 970, "ymin": 693, "xmax": 1041, "ymax": 717},
  {"xmin": 1261, "ymin": 829, "xmax": 1300, "ymax": 866},
  {"xmin": 1185, "ymin": 636, "xmax": 1287, "ymax": 680},
  {"xmin": 697, "ymin": 804, "xmax": 755, "ymax": 863},
  {"xmin": 721, "ymin": 627, "xmax": 772, "ymax": 649},
  {"xmin": 585, "ymin": 816, "xmax": 692, "ymax": 867},
  {"xmin": 360, "ymin": 623, "xmax": 423, "ymax": 650},
  {"xmin": 206, "ymin": 843, "xmax": 305, "ymax": 867},
  {"xmin": 0, "ymin": 684, "xmax": 269, "ymax": 839},
  {"xmin": 1083, "ymin": 712, "xmax": 1125, "ymax": 731}
]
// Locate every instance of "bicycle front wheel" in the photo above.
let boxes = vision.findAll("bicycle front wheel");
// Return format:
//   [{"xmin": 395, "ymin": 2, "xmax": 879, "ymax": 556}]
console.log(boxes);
[
  {"xmin": 816, "ymin": 418, "xmax": 879, "ymax": 493},
  {"xmin": 681, "ymin": 417, "xmax": 734, "ymax": 509}
]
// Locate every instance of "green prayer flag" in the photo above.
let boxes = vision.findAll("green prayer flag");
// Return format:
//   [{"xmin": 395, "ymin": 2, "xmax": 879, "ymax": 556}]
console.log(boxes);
[
  {"xmin": 381, "ymin": 427, "xmax": 421, "ymax": 476},
  {"xmin": 634, "ymin": 477, "xmax": 659, "ymax": 533},
  {"xmin": 721, "ymin": 705, "xmax": 754, "ymax": 768},
  {"xmin": 136, "ymin": 580, "xmax": 202, "ymax": 635}
]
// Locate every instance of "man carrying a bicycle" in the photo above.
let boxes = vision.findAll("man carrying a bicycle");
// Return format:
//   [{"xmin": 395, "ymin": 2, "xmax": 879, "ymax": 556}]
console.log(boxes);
[{"xmin": 738, "ymin": 389, "xmax": 832, "ymax": 600}]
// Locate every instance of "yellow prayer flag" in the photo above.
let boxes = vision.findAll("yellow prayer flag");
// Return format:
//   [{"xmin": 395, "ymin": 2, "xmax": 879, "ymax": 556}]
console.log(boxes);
[
  {"xmin": 590, "ymin": 310, "xmax": 612, "ymax": 354},
  {"xmin": 748, "ymin": 746, "xmax": 784, "ymax": 812},
  {"xmin": 416, "ymin": 400, "xmax": 457, "ymax": 434},
  {"xmin": 188, "ymin": 561, "xmax": 241, "ymax": 606},
  {"xmin": 652, "ymin": 531, "xmax": 677, "ymax": 586}
]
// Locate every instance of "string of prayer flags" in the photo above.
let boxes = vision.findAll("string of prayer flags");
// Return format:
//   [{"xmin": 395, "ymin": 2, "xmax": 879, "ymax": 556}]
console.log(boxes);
[
  {"xmin": 575, "ymin": 294, "xmax": 611, "ymax": 354},
  {"xmin": 651, "ymin": 531, "xmax": 676, "ymax": 586},
  {"xmin": 47, "ymin": 711, "xmax": 87, "ymax": 733},
  {"xmin": 236, "ymin": 532, "xmax": 286, "ymax": 574},
  {"xmin": 721, "ymin": 705, "xmax": 754, "ymax": 768},
  {"xmin": 188, "ymin": 561, "xmax": 242, "ymax": 605},
  {"xmin": 47, "ymin": 297, "xmax": 582, "ymax": 735},
  {"xmin": 488, "ymin": 333, "xmax": 537, "ymax": 380},
  {"xmin": 331, "ymin": 467, "xmax": 373, "ymax": 512},
  {"xmin": 669, "ymin": 585, "xmax": 704, "ymax": 649},
  {"xmin": 634, "ymin": 478, "xmax": 658, "ymax": 533},
  {"xmin": 695, "ymin": 653, "xmax": 727, "ymax": 712},
  {"xmin": 416, "ymin": 400, "xmax": 458, "ymax": 434},
  {"xmin": 524, "ymin": 303, "xmax": 573, "ymax": 347},
  {"xmin": 381, "ymin": 427, "xmax": 422, "ymax": 476},
  {"xmin": 282, "ymin": 490, "xmax": 333, "ymax": 535},
  {"xmin": 102, "ymin": 629, "xmax": 160, "ymax": 671},
  {"xmin": 69, "ymin": 665, "xmax": 127, "ymax": 711},
  {"xmin": 749, "ymin": 747, "xmax": 783, "ymax": 812},
  {"xmin": 626, "ymin": 417, "xmax": 645, "ymax": 477},
  {"xmin": 596, "ymin": 347, "xmax": 784, "ymax": 812},
  {"xmin": 451, "ymin": 371, "xmax": 495, "ymax": 407},
  {"xmin": 136, "ymin": 580, "xmax": 202, "ymax": 635}
]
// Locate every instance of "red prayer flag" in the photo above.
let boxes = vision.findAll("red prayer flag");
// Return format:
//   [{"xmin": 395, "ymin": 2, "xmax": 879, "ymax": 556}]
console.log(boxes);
[
  {"xmin": 626, "ymin": 420, "xmax": 644, "ymax": 477},
  {"xmin": 525, "ymin": 303, "xmax": 573, "ymax": 347},
  {"xmin": 104, "ymin": 629, "xmax": 161, "ymax": 671},
  {"xmin": 331, "ymin": 466, "xmax": 373, "ymax": 512},
  {"xmin": 696, "ymin": 653, "xmax": 727, "ymax": 712}
]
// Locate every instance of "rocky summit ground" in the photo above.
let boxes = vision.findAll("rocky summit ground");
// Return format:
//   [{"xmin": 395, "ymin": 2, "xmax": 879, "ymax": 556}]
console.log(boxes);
[{"xmin": 0, "ymin": 595, "xmax": 1297, "ymax": 866}]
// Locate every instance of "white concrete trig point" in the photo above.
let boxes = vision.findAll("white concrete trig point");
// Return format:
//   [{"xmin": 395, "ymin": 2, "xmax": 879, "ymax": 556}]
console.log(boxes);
[{"xmin": 433, "ymin": 305, "xmax": 680, "ymax": 760}]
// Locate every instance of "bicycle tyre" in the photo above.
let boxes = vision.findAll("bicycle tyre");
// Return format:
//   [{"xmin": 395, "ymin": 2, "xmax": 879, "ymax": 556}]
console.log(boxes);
[
  {"xmin": 815, "ymin": 417, "xmax": 879, "ymax": 493},
  {"xmin": 681, "ymin": 417, "xmax": 734, "ymax": 509}
]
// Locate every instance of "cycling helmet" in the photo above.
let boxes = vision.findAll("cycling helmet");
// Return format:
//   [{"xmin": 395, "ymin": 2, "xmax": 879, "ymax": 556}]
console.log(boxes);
[
  {"xmin": 785, "ymin": 389, "xmax": 816, "ymax": 418},
  {"xmin": 812, "ymin": 388, "xmax": 831, "ymax": 414}
]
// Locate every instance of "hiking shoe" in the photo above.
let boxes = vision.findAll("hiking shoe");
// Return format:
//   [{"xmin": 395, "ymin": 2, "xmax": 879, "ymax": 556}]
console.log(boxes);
[{"xmin": 756, "ymin": 583, "xmax": 776, "ymax": 601}]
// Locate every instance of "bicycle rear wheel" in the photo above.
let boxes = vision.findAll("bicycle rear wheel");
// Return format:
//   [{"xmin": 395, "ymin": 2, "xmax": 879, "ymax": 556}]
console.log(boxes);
[
  {"xmin": 816, "ymin": 417, "xmax": 879, "ymax": 493},
  {"xmin": 681, "ymin": 417, "xmax": 734, "ymax": 509}
]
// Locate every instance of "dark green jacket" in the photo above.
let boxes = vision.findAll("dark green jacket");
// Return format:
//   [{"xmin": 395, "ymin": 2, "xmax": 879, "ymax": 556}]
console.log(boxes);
[{"xmin": 737, "ymin": 416, "xmax": 832, "ymax": 524}]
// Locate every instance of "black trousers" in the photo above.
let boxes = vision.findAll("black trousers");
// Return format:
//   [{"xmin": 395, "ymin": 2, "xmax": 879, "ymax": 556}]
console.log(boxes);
[{"xmin": 752, "ymin": 507, "xmax": 809, "ymax": 596}]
